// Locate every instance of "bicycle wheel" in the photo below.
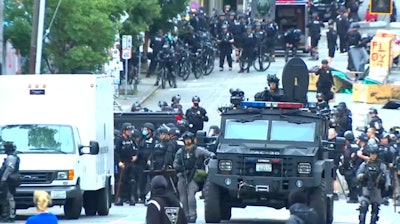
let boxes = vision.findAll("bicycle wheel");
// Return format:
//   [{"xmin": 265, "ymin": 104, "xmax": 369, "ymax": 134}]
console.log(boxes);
[
  {"xmin": 284, "ymin": 49, "xmax": 289, "ymax": 63},
  {"xmin": 194, "ymin": 63, "xmax": 202, "ymax": 79},
  {"xmin": 253, "ymin": 54, "xmax": 270, "ymax": 72},
  {"xmin": 182, "ymin": 61, "xmax": 191, "ymax": 81},
  {"xmin": 203, "ymin": 54, "xmax": 215, "ymax": 76}
]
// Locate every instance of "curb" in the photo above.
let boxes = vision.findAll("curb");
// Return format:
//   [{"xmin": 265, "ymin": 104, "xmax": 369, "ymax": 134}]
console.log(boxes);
[{"xmin": 116, "ymin": 83, "xmax": 161, "ymax": 111}]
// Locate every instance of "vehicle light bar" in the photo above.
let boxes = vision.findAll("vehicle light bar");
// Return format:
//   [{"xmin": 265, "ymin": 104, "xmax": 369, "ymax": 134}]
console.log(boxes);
[{"xmin": 240, "ymin": 101, "xmax": 303, "ymax": 109}]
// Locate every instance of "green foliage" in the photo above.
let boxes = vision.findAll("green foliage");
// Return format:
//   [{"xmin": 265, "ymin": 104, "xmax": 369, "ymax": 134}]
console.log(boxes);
[
  {"xmin": 149, "ymin": 0, "xmax": 189, "ymax": 34},
  {"xmin": 120, "ymin": 0, "xmax": 162, "ymax": 48},
  {"xmin": 4, "ymin": 0, "xmax": 126, "ymax": 73}
]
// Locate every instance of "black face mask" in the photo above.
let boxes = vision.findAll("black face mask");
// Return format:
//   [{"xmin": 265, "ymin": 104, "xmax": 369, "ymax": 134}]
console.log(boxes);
[
  {"xmin": 193, "ymin": 103, "xmax": 199, "ymax": 107},
  {"xmin": 317, "ymin": 99, "xmax": 323, "ymax": 102}
]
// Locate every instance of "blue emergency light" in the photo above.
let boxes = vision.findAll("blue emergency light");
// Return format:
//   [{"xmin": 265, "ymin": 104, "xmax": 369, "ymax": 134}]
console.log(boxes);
[{"xmin": 240, "ymin": 101, "xmax": 303, "ymax": 109}]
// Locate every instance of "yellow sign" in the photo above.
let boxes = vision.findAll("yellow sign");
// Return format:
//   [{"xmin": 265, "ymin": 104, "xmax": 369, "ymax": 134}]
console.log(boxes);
[{"xmin": 369, "ymin": 37, "xmax": 391, "ymax": 69}]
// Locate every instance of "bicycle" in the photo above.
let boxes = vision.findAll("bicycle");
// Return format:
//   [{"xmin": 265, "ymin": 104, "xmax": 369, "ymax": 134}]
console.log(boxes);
[{"xmin": 253, "ymin": 43, "xmax": 271, "ymax": 72}]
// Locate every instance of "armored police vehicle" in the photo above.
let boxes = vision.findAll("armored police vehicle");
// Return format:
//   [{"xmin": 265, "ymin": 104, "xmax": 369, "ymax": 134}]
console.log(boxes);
[{"xmin": 203, "ymin": 58, "xmax": 343, "ymax": 223}]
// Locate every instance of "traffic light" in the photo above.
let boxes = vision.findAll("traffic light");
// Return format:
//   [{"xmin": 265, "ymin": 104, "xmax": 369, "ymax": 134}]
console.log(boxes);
[{"xmin": 370, "ymin": 0, "xmax": 392, "ymax": 14}]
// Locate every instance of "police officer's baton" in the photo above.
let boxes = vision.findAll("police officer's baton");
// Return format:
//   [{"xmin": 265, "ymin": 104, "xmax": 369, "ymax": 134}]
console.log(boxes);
[{"xmin": 114, "ymin": 166, "xmax": 125, "ymax": 204}]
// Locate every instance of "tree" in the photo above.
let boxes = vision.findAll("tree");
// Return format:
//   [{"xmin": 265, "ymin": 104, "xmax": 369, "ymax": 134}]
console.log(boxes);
[
  {"xmin": 4, "ymin": 0, "xmax": 126, "ymax": 73},
  {"xmin": 120, "ymin": 0, "xmax": 162, "ymax": 48},
  {"xmin": 149, "ymin": 0, "xmax": 189, "ymax": 35}
]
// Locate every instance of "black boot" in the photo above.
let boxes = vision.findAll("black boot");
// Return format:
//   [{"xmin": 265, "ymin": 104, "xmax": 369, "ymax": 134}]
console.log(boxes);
[
  {"xmin": 114, "ymin": 198, "xmax": 123, "ymax": 206},
  {"xmin": 358, "ymin": 213, "xmax": 366, "ymax": 224},
  {"xmin": 370, "ymin": 203, "xmax": 379, "ymax": 224}
]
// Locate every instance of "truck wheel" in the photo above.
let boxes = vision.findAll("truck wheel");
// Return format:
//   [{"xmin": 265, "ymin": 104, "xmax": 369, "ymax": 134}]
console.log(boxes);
[
  {"xmin": 308, "ymin": 182, "xmax": 327, "ymax": 224},
  {"xmin": 97, "ymin": 181, "xmax": 111, "ymax": 216},
  {"xmin": 64, "ymin": 194, "xmax": 83, "ymax": 219},
  {"xmin": 83, "ymin": 191, "xmax": 97, "ymax": 216},
  {"xmin": 221, "ymin": 203, "xmax": 232, "ymax": 220},
  {"xmin": 326, "ymin": 195, "xmax": 334, "ymax": 224},
  {"xmin": 204, "ymin": 179, "xmax": 221, "ymax": 223}
]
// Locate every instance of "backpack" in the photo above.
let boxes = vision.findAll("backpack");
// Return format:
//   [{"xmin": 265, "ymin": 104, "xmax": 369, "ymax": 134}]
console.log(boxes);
[{"xmin": 148, "ymin": 197, "xmax": 187, "ymax": 224}]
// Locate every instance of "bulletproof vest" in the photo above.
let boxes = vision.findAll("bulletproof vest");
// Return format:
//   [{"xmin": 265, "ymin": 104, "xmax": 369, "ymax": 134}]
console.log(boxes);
[
  {"xmin": 187, "ymin": 107, "xmax": 203, "ymax": 125},
  {"xmin": 365, "ymin": 161, "xmax": 383, "ymax": 188},
  {"xmin": 343, "ymin": 143, "xmax": 358, "ymax": 169},
  {"xmin": 255, "ymin": 31, "xmax": 264, "ymax": 40},
  {"xmin": 180, "ymin": 147, "xmax": 197, "ymax": 170},
  {"xmin": 309, "ymin": 21, "xmax": 322, "ymax": 37},
  {"xmin": 153, "ymin": 141, "xmax": 167, "ymax": 157}
]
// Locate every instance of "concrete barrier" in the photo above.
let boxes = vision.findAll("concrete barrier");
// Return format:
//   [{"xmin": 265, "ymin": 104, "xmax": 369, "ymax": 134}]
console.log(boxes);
[{"xmin": 355, "ymin": 21, "xmax": 389, "ymax": 36}]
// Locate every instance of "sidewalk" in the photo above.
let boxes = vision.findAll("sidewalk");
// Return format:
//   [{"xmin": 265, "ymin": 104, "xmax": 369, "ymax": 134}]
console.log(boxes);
[{"xmin": 115, "ymin": 75, "xmax": 159, "ymax": 112}]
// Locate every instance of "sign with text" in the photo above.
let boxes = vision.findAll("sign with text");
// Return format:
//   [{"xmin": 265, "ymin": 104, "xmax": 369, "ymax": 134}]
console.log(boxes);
[
  {"xmin": 369, "ymin": 37, "xmax": 392, "ymax": 83},
  {"xmin": 122, "ymin": 35, "xmax": 132, "ymax": 50}
]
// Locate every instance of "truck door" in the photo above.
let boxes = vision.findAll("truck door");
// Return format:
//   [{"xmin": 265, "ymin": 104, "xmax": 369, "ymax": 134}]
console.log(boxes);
[{"xmin": 275, "ymin": 0, "xmax": 310, "ymax": 52}]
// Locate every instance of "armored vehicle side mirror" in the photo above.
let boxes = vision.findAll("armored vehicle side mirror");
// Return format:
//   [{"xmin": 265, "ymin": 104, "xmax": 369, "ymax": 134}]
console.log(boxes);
[
  {"xmin": 79, "ymin": 141, "xmax": 100, "ymax": 155},
  {"xmin": 322, "ymin": 137, "xmax": 345, "ymax": 153}
]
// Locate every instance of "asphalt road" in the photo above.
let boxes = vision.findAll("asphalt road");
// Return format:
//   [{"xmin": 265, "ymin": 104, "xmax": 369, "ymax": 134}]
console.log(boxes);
[{"xmin": 13, "ymin": 27, "xmax": 400, "ymax": 223}]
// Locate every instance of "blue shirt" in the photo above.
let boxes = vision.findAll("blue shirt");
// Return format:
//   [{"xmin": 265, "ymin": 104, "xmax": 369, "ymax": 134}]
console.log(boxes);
[{"xmin": 26, "ymin": 213, "xmax": 58, "ymax": 224}]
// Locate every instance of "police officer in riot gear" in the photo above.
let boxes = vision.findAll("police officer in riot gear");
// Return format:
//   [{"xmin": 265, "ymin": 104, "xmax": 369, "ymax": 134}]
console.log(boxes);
[
  {"xmin": 315, "ymin": 59, "xmax": 334, "ymax": 103},
  {"xmin": 254, "ymin": 74, "xmax": 285, "ymax": 102},
  {"xmin": 356, "ymin": 133, "xmax": 372, "ymax": 166},
  {"xmin": 138, "ymin": 122, "xmax": 156, "ymax": 203},
  {"xmin": 0, "ymin": 141, "xmax": 20, "ymax": 223},
  {"xmin": 357, "ymin": 146, "xmax": 390, "ymax": 224},
  {"xmin": 115, "ymin": 123, "xmax": 139, "ymax": 206},
  {"xmin": 239, "ymin": 25, "xmax": 257, "ymax": 73},
  {"xmin": 307, "ymin": 16, "xmax": 325, "ymax": 60},
  {"xmin": 340, "ymin": 131, "xmax": 360, "ymax": 203},
  {"xmin": 217, "ymin": 24, "xmax": 234, "ymax": 71},
  {"xmin": 147, "ymin": 29, "xmax": 166, "ymax": 77},
  {"xmin": 173, "ymin": 132, "xmax": 216, "ymax": 223},
  {"xmin": 148, "ymin": 127, "xmax": 174, "ymax": 173},
  {"xmin": 347, "ymin": 23, "xmax": 361, "ymax": 71},
  {"xmin": 171, "ymin": 95, "xmax": 183, "ymax": 115},
  {"xmin": 265, "ymin": 19, "xmax": 278, "ymax": 62},
  {"xmin": 378, "ymin": 133, "xmax": 394, "ymax": 205},
  {"xmin": 336, "ymin": 10, "xmax": 350, "ymax": 53},
  {"xmin": 369, "ymin": 108, "xmax": 384, "ymax": 136},
  {"xmin": 185, "ymin": 96, "xmax": 208, "ymax": 134}
]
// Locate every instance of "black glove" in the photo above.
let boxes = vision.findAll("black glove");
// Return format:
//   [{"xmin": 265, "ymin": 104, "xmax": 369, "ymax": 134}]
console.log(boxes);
[{"xmin": 203, "ymin": 115, "xmax": 209, "ymax": 122}]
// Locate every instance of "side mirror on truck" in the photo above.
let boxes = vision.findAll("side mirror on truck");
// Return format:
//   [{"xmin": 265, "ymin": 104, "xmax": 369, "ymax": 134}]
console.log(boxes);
[
  {"xmin": 78, "ymin": 141, "xmax": 100, "ymax": 155},
  {"xmin": 321, "ymin": 137, "xmax": 345, "ymax": 154}
]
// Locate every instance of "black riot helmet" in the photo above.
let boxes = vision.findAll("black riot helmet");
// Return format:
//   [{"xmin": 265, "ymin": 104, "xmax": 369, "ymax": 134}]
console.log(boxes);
[
  {"xmin": 158, "ymin": 127, "xmax": 169, "ymax": 135},
  {"xmin": 143, "ymin": 122, "xmax": 155, "ymax": 131},
  {"xmin": 158, "ymin": 101, "xmax": 168, "ymax": 108},
  {"xmin": 131, "ymin": 102, "xmax": 142, "ymax": 112},
  {"xmin": 171, "ymin": 95, "xmax": 181, "ymax": 103},
  {"xmin": 267, "ymin": 74, "xmax": 280, "ymax": 85},
  {"xmin": 192, "ymin": 96, "xmax": 201, "ymax": 102},
  {"xmin": 169, "ymin": 127, "xmax": 181, "ymax": 136},
  {"xmin": 344, "ymin": 130, "xmax": 355, "ymax": 142},
  {"xmin": 131, "ymin": 128, "xmax": 142, "ymax": 139},
  {"xmin": 358, "ymin": 133, "xmax": 369, "ymax": 142},
  {"xmin": 3, "ymin": 141, "xmax": 16, "ymax": 154},
  {"xmin": 369, "ymin": 108, "xmax": 378, "ymax": 115},
  {"xmin": 368, "ymin": 145, "xmax": 379, "ymax": 155},
  {"xmin": 182, "ymin": 131, "xmax": 195, "ymax": 140},
  {"xmin": 121, "ymin": 123, "xmax": 134, "ymax": 132}
]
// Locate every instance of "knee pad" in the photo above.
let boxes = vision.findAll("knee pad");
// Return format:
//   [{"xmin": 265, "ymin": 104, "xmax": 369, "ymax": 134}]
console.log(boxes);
[{"xmin": 359, "ymin": 200, "xmax": 369, "ymax": 213}]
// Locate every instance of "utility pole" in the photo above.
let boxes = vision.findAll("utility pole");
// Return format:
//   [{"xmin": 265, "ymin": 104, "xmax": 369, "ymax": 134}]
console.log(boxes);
[
  {"xmin": 29, "ymin": 0, "xmax": 40, "ymax": 74},
  {"xmin": 35, "ymin": 0, "xmax": 46, "ymax": 74}
]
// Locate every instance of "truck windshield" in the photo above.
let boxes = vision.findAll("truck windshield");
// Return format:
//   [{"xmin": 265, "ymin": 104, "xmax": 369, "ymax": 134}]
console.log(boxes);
[
  {"xmin": 0, "ymin": 124, "xmax": 75, "ymax": 154},
  {"xmin": 224, "ymin": 119, "xmax": 268, "ymax": 140},
  {"xmin": 270, "ymin": 120, "xmax": 316, "ymax": 142}
]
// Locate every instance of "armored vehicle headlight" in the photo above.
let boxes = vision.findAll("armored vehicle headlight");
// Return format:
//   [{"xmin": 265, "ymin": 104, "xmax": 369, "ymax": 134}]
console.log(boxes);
[
  {"xmin": 56, "ymin": 170, "xmax": 74, "ymax": 180},
  {"xmin": 297, "ymin": 163, "xmax": 312, "ymax": 174},
  {"xmin": 219, "ymin": 160, "xmax": 232, "ymax": 171}
]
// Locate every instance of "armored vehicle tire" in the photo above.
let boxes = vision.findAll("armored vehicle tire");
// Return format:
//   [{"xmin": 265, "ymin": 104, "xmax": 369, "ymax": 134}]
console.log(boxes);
[
  {"xmin": 221, "ymin": 203, "xmax": 232, "ymax": 220},
  {"xmin": 83, "ymin": 191, "xmax": 97, "ymax": 216},
  {"xmin": 204, "ymin": 179, "xmax": 222, "ymax": 223},
  {"xmin": 326, "ymin": 196, "xmax": 334, "ymax": 224},
  {"xmin": 309, "ymin": 181, "xmax": 332, "ymax": 224},
  {"xmin": 64, "ymin": 194, "xmax": 83, "ymax": 219}
]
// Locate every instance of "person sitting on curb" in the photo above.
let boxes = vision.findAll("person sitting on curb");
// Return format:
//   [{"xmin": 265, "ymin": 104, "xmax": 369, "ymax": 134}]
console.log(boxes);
[{"xmin": 25, "ymin": 191, "xmax": 58, "ymax": 224}]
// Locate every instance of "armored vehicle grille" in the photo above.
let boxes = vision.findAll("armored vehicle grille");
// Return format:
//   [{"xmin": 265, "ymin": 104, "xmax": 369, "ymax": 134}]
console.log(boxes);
[
  {"xmin": 234, "ymin": 156, "xmax": 295, "ymax": 177},
  {"xmin": 20, "ymin": 172, "xmax": 54, "ymax": 184}
]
